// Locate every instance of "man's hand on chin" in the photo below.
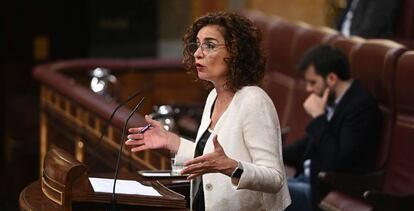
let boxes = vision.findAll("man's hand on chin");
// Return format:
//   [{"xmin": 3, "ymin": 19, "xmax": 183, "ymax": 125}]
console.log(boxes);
[{"xmin": 303, "ymin": 88, "xmax": 329, "ymax": 118}]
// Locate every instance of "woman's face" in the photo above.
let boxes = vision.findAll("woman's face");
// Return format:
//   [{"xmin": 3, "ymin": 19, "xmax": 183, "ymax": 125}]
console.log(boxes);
[{"xmin": 193, "ymin": 25, "xmax": 230, "ymax": 86}]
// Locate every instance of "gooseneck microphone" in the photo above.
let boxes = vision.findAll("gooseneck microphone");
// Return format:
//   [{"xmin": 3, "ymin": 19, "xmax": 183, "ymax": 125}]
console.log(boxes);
[
  {"xmin": 111, "ymin": 97, "xmax": 145, "ymax": 211},
  {"xmin": 97, "ymin": 88, "xmax": 142, "ymax": 146}
]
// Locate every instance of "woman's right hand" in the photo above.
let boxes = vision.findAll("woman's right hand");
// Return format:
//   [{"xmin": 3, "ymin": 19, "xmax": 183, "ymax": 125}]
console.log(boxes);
[{"xmin": 126, "ymin": 115, "xmax": 181, "ymax": 153}]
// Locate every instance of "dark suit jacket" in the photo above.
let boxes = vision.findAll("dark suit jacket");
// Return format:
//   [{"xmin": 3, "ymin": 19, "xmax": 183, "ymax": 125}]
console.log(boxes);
[
  {"xmin": 336, "ymin": 0, "xmax": 400, "ymax": 38},
  {"xmin": 283, "ymin": 80, "xmax": 381, "ymax": 210}
]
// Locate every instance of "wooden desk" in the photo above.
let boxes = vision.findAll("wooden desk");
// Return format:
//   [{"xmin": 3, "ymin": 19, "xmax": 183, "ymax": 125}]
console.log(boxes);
[
  {"xmin": 19, "ymin": 173, "xmax": 189, "ymax": 211},
  {"xmin": 19, "ymin": 148, "xmax": 189, "ymax": 210}
]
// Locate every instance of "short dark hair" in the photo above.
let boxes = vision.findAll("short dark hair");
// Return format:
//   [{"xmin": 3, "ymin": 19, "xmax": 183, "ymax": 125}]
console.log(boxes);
[
  {"xmin": 297, "ymin": 44, "xmax": 350, "ymax": 80},
  {"xmin": 182, "ymin": 11, "xmax": 266, "ymax": 92}
]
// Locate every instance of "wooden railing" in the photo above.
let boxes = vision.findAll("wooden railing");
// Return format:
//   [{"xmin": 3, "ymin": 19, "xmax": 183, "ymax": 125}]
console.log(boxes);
[{"xmin": 33, "ymin": 59, "xmax": 207, "ymax": 175}]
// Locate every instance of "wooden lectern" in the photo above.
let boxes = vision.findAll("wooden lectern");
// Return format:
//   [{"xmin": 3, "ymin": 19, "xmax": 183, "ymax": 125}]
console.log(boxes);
[{"xmin": 19, "ymin": 147, "xmax": 187, "ymax": 210}]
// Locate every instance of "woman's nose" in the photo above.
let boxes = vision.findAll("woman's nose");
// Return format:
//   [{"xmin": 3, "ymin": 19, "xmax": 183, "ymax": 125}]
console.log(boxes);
[{"xmin": 193, "ymin": 46, "xmax": 203, "ymax": 58}]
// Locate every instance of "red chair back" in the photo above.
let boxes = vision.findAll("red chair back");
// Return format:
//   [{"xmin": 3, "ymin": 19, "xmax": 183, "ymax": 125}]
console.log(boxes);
[
  {"xmin": 383, "ymin": 51, "xmax": 414, "ymax": 193},
  {"xmin": 238, "ymin": 9, "xmax": 270, "ymax": 47},
  {"xmin": 290, "ymin": 26, "xmax": 339, "ymax": 77},
  {"xmin": 284, "ymin": 79, "xmax": 312, "ymax": 145},
  {"xmin": 265, "ymin": 17, "xmax": 307, "ymax": 76},
  {"xmin": 328, "ymin": 36, "xmax": 365, "ymax": 71},
  {"xmin": 350, "ymin": 40, "xmax": 406, "ymax": 168},
  {"xmin": 262, "ymin": 71, "xmax": 295, "ymax": 130}
]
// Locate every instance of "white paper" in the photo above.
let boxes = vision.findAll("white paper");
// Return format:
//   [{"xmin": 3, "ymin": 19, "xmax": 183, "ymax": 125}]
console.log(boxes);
[
  {"xmin": 88, "ymin": 177, "xmax": 161, "ymax": 197},
  {"xmin": 141, "ymin": 172, "xmax": 172, "ymax": 177}
]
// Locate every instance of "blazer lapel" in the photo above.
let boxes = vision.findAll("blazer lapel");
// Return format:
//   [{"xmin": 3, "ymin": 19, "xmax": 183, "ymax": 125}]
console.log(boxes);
[
  {"xmin": 195, "ymin": 90, "xmax": 216, "ymax": 143},
  {"xmin": 203, "ymin": 90, "xmax": 237, "ymax": 153}
]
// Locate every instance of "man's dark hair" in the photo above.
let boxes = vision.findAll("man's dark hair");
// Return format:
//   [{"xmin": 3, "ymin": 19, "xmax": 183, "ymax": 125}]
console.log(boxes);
[{"xmin": 297, "ymin": 44, "xmax": 350, "ymax": 80}]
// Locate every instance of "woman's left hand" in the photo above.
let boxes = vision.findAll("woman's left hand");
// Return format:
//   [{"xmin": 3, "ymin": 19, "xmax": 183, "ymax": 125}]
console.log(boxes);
[{"xmin": 181, "ymin": 135, "xmax": 238, "ymax": 180}]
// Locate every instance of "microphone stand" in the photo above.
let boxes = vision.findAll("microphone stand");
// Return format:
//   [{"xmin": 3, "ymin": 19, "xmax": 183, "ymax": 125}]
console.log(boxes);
[
  {"xmin": 97, "ymin": 89, "xmax": 142, "ymax": 146},
  {"xmin": 111, "ymin": 97, "xmax": 145, "ymax": 211}
]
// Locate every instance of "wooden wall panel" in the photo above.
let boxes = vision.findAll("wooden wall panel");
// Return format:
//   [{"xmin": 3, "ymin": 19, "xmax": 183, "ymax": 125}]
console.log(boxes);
[{"xmin": 246, "ymin": 0, "xmax": 337, "ymax": 27}]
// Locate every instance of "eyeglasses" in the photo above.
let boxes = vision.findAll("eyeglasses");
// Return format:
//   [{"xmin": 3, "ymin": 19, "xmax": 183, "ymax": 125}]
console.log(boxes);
[{"xmin": 188, "ymin": 42, "xmax": 226, "ymax": 54}]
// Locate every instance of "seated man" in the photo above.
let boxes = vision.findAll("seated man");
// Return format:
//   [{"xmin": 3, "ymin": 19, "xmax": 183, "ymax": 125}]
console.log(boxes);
[
  {"xmin": 283, "ymin": 44, "xmax": 381, "ymax": 211},
  {"xmin": 336, "ymin": 0, "xmax": 400, "ymax": 38}
]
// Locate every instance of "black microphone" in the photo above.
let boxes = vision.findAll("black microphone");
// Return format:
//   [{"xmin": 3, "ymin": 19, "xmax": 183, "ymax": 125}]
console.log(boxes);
[
  {"xmin": 111, "ymin": 97, "xmax": 146, "ymax": 210},
  {"xmin": 95, "ymin": 88, "xmax": 141, "ymax": 147}
]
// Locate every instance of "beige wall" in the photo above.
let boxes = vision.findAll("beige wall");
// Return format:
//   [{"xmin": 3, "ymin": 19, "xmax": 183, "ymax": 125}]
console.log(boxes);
[
  {"xmin": 156, "ymin": 0, "xmax": 342, "ymax": 58},
  {"xmin": 246, "ymin": 0, "xmax": 338, "ymax": 27}
]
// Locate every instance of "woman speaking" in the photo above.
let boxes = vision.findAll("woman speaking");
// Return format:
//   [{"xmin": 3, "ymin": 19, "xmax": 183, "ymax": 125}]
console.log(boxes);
[{"xmin": 126, "ymin": 11, "xmax": 291, "ymax": 211}]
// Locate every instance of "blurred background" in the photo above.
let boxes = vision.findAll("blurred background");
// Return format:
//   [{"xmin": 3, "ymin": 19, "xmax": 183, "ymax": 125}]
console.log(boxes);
[{"xmin": 1, "ymin": 0, "xmax": 412, "ymax": 210}]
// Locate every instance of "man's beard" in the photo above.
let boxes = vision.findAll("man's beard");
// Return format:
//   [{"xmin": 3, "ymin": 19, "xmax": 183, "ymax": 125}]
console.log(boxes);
[
  {"xmin": 326, "ymin": 93, "xmax": 336, "ymax": 107},
  {"xmin": 319, "ymin": 82, "xmax": 335, "ymax": 106}
]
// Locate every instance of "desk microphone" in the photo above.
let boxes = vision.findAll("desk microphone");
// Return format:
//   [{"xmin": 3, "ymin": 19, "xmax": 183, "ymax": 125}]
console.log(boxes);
[
  {"xmin": 96, "ymin": 88, "xmax": 141, "ymax": 147},
  {"xmin": 111, "ymin": 97, "xmax": 145, "ymax": 211}
]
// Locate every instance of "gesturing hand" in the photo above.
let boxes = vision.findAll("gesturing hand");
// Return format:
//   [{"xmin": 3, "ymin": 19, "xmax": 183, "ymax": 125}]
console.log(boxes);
[
  {"xmin": 303, "ymin": 88, "xmax": 330, "ymax": 118},
  {"xmin": 181, "ymin": 135, "xmax": 238, "ymax": 180},
  {"xmin": 125, "ymin": 115, "xmax": 180, "ymax": 153}
]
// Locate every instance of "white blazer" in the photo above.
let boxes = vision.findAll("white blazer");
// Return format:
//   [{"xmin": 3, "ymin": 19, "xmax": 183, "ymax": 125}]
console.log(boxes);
[{"xmin": 175, "ymin": 86, "xmax": 291, "ymax": 211}]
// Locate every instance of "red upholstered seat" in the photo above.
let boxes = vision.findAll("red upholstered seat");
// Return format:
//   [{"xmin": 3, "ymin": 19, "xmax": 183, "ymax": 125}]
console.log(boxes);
[
  {"xmin": 360, "ymin": 51, "xmax": 414, "ymax": 211},
  {"xmin": 382, "ymin": 51, "xmax": 414, "ymax": 194},
  {"xmin": 290, "ymin": 26, "xmax": 340, "ymax": 77},
  {"xmin": 328, "ymin": 36, "xmax": 365, "ymax": 66},
  {"xmin": 350, "ymin": 40, "xmax": 406, "ymax": 168},
  {"xmin": 283, "ymin": 79, "xmax": 312, "ymax": 145},
  {"xmin": 265, "ymin": 17, "xmax": 308, "ymax": 76},
  {"xmin": 237, "ymin": 9, "xmax": 270, "ymax": 48},
  {"xmin": 320, "ymin": 49, "xmax": 414, "ymax": 211},
  {"xmin": 262, "ymin": 71, "xmax": 295, "ymax": 130}
]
